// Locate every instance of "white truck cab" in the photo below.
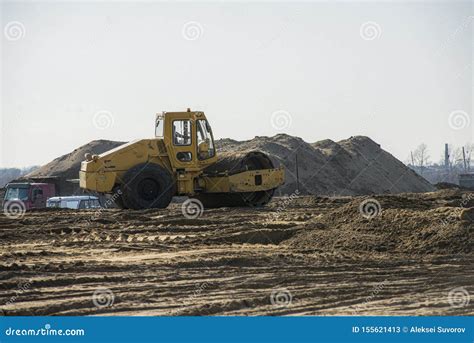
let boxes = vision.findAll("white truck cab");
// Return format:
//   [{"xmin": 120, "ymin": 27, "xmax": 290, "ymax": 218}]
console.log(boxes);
[{"xmin": 46, "ymin": 195, "xmax": 101, "ymax": 209}]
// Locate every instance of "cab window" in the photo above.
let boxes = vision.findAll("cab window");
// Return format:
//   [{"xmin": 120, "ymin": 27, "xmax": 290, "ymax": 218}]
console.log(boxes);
[
  {"xmin": 5, "ymin": 187, "xmax": 29, "ymax": 201},
  {"xmin": 79, "ymin": 200, "xmax": 90, "ymax": 209},
  {"xmin": 173, "ymin": 120, "xmax": 192, "ymax": 146},
  {"xmin": 91, "ymin": 200, "xmax": 101, "ymax": 208},
  {"xmin": 196, "ymin": 120, "xmax": 215, "ymax": 160},
  {"xmin": 63, "ymin": 200, "xmax": 79, "ymax": 209},
  {"xmin": 47, "ymin": 201, "xmax": 60, "ymax": 208},
  {"xmin": 177, "ymin": 152, "xmax": 192, "ymax": 162}
]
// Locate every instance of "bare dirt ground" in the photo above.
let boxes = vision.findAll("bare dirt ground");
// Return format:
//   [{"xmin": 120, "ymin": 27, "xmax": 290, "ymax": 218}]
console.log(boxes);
[{"xmin": 0, "ymin": 191, "xmax": 472, "ymax": 316}]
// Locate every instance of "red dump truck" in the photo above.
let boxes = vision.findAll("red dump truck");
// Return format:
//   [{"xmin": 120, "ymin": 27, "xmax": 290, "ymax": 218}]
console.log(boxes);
[{"xmin": 2, "ymin": 182, "xmax": 56, "ymax": 210}]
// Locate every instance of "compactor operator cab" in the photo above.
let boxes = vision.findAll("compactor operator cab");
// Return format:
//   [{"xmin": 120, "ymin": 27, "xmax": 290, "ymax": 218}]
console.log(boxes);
[{"xmin": 155, "ymin": 110, "xmax": 217, "ymax": 170}]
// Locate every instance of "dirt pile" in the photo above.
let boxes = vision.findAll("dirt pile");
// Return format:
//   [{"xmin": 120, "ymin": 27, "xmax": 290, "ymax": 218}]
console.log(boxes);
[
  {"xmin": 25, "ymin": 140, "xmax": 125, "ymax": 180},
  {"xmin": 285, "ymin": 190, "xmax": 473, "ymax": 256},
  {"xmin": 24, "ymin": 134, "xmax": 433, "ymax": 196},
  {"xmin": 217, "ymin": 134, "xmax": 434, "ymax": 196}
]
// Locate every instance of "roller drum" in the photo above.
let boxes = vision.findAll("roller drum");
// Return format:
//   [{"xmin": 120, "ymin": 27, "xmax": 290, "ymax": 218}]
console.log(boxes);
[{"xmin": 195, "ymin": 151, "xmax": 277, "ymax": 208}]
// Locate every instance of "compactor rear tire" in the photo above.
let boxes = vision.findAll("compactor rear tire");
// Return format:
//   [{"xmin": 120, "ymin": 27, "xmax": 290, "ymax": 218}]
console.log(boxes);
[{"xmin": 120, "ymin": 163, "xmax": 175, "ymax": 210}]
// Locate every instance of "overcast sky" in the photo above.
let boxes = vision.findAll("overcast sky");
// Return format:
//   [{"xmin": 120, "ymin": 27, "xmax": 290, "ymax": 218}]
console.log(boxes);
[{"xmin": 1, "ymin": 0, "xmax": 472, "ymax": 168}]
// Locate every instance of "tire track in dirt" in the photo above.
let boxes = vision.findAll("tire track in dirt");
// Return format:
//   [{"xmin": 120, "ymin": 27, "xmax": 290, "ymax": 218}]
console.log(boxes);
[{"xmin": 1, "ymin": 192, "xmax": 472, "ymax": 316}]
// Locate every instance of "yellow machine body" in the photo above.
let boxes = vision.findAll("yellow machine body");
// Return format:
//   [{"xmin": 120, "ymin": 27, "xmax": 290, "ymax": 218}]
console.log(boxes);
[{"xmin": 79, "ymin": 110, "xmax": 285, "ymax": 208}]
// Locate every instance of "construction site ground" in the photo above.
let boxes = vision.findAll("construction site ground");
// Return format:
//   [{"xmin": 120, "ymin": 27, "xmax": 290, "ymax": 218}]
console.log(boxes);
[{"xmin": 1, "ymin": 190, "xmax": 472, "ymax": 316}]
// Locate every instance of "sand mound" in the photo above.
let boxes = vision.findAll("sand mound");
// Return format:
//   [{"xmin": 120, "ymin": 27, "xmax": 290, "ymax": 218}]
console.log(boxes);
[
  {"xmin": 25, "ymin": 140, "xmax": 125, "ymax": 180},
  {"xmin": 217, "ymin": 134, "xmax": 434, "ymax": 195},
  {"xmin": 285, "ymin": 193, "xmax": 473, "ymax": 255},
  {"xmin": 25, "ymin": 134, "xmax": 433, "ymax": 196}
]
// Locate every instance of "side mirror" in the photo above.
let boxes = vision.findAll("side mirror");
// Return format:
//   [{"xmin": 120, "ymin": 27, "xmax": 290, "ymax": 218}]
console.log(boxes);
[
  {"xmin": 198, "ymin": 139, "xmax": 211, "ymax": 160},
  {"xmin": 198, "ymin": 139, "xmax": 210, "ymax": 154}
]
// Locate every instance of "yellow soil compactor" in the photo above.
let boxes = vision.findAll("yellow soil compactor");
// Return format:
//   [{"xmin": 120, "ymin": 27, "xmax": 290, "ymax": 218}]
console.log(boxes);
[{"xmin": 79, "ymin": 109, "xmax": 285, "ymax": 209}]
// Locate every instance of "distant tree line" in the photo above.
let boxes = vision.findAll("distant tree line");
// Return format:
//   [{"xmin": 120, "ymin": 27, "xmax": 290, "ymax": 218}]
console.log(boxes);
[
  {"xmin": 0, "ymin": 166, "xmax": 40, "ymax": 188},
  {"xmin": 408, "ymin": 143, "xmax": 473, "ymax": 185}
]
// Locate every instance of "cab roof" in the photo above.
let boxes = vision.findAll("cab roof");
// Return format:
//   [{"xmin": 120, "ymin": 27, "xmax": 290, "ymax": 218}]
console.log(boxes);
[
  {"xmin": 47, "ymin": 196, "xmax": 99, "ymax": 201},
  {"xmin": 7, "ymin": 183, "xmax": 51, "ymax": 188}
]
